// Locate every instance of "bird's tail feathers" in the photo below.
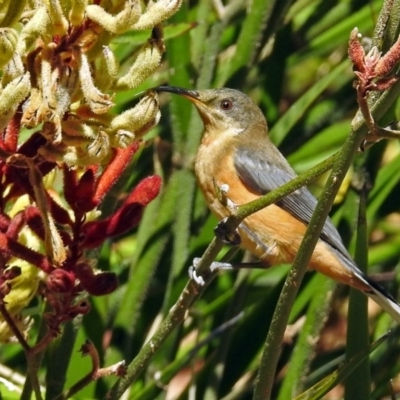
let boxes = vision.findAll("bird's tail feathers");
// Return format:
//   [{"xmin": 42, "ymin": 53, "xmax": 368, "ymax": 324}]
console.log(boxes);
[{"xmin": 356, "ymin": 272, "xmax": 400, "ymax": 325}]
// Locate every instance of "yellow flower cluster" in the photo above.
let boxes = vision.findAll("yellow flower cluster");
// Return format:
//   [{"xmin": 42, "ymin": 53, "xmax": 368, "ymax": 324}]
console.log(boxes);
[
  {"xmin": 0, "ymin": 0, "xmax": 182, "ymax": 166},
  {"xmin": 0, "ymin": 0, "xmax": 181, "ymax": 343}
]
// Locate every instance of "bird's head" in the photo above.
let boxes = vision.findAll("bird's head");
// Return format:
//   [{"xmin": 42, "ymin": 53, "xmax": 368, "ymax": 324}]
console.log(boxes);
[{"xmin": 155, "ymin": 86, "xmax": 267, "ymax": 136}]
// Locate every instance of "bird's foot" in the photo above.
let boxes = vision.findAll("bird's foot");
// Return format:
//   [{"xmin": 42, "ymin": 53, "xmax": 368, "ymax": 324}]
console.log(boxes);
[
  {"xmin": 216, "ymin": 183, "xmax": 238, "ymax": 212},
  {"xmin": 188, "ymin": 258, "xmax": 205, "ymax": 285},
  {"xmin": 214, "ymin": 218, "xmax": 241, "ymax": 245},
  {"xmin": 213, "ymin": 180, "xmax": 229, "ymax": 204},
  {"xmin": 188, "ymin": 257, "xmax": 234, "ymax": 286}
]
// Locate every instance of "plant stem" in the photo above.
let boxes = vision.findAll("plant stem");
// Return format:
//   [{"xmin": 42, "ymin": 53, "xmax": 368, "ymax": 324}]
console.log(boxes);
[
  {"xmin": 103, "ymin": 151, "xmax": 342, "ymax": 399},
  {"xmin": 252, "ymin": 109, "xmax": 368, "ymax": 400}
]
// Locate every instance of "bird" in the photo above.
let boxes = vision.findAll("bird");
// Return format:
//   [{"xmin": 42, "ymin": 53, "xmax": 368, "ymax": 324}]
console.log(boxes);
[{"xmin": 155, "ymin": 85, "xmax": 400, "ymax": 324}]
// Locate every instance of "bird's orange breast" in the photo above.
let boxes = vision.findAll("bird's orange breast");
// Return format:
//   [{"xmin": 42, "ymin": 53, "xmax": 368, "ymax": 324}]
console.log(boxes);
[
  {"xmin": 195, "ymin": 134, "xmax": 368, "ymax": 291},
  {"xmin": 195, "ymin": 135, "xmax": 304, "ymax": 264}
]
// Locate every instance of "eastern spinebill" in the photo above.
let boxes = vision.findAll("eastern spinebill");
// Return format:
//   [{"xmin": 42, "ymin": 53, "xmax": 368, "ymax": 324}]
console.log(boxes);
[{"xmin": 155, "ymin": 85, "xmax": 400, "ymax": 324}]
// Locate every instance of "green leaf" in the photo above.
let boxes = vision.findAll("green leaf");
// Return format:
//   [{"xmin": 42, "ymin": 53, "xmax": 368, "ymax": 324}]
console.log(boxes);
[
  {"xmin": 278, "ymin": 275, "xmax": 336, "ymax": 399},
  {"xmin": 344, "ymin": 186, "xmax": 370, "ymax": 400},
  {"xmin": 270, "ymin": 60, "xmax": 350, "ymax": 146},
  {"xmin": 294, "ymin": 333, "xmax": 388, "ymax": 400}
]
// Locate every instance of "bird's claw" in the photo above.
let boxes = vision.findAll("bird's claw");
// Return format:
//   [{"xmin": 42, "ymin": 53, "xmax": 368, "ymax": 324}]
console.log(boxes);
[
  {"xmin": 214, "ymin": 218, "xmax": 241, "ymax": 245},
  {"xmin": 188, "ymin": 258, "xmax": 205, "ymax": 285},
  {"xmin": 189, "ymin": 257, "xmax": 235, "ymax": 286},
  {"xmin": 219, "ymin": 184, "xmax": 230, "ymax": 195}
]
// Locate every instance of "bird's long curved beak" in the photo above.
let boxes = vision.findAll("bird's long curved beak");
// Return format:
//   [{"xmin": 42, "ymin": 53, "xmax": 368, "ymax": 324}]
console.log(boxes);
[
  {"xmin": 153, "ymin": 85, "xmax": 211, "ymax": 125},
  {"xmin": 153, "ymin": 86, "xmax": 200, "ymax": 101}
]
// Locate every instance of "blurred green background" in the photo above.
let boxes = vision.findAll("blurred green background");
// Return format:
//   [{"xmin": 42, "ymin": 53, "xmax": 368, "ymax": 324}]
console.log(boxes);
[{"xmin": 4, "ymin": 0, "xmax": 400, "ymax": 399}]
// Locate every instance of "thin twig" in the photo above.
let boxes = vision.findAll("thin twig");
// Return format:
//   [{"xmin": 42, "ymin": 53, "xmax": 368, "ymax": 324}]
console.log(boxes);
[
  {"xmin": 59, "ymin": 341, "xmax": 125, "ymax": 399},
  {"xmin": 253, "ymin": 1, "xmax": 400, "ymax": 397},
  {"xmin": 103, "ymin": 151, "xmax": 345, "ymax": 400},
  {"xmin": 252, "ymin": 110, "xmax": 368, "ymax": 400}
]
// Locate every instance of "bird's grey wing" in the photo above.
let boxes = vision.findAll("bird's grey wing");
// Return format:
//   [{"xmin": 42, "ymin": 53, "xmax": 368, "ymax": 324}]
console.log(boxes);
[{"xmin": 233, "ymin": 147, "xmax": 351, "ymax": 258}]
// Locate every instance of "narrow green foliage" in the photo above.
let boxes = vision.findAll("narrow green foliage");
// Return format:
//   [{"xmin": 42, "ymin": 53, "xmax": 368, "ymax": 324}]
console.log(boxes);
[
  {"xmin": 345, "ymin": 185, "xmax": 371, "ymax": 400},
  {"xmin": 278, "ymin": 275, "xmax": 336, "ymax": 399},
  {"xmin": 3, "ymin": 1, "xmax": 400, "ymax": 399},
  {"xmin": 295, "ymin": 333, "xmax": 388, "ymax": 400}
]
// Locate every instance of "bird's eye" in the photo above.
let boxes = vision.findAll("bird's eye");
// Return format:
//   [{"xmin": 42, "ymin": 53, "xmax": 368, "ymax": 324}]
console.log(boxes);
[{"xmin": 220, "ymin": 99, "xmax": 233, "ymax": 111}]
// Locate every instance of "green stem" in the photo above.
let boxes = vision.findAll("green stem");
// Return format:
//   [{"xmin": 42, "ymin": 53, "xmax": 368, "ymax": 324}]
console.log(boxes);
[
  {"xmin": 252, "ymin": 109, "xmax": 367, "ymax": 400},
  {"xmin": 106, "ymin": 45, "xmax": 400, "ymax": 398},
  {"xmin": 103, "ymin": 237, "xmax": 223, "ymax": 400},
  {"xmin": 45, "ymin": 317, "xmax": 82, "ymax": 400},
  {"xmin": 251, "ymin": 9, "xmax": 400, "ymax": 393},
  {"xmin": 103, "ymin": 151, "xmax": 342, "ymax": 399},
  {"xmin": 0, "ymin": 303, "xmax": 43, "ymax": 400},
  {"xmin": 344, "ymin": 184, "xmax": 370, "ymax": 400},
  {"xmin": 375, "ymin": 0, "xmax": 400, "ymax": 49},
  {"xmin": 234, "ymin": 153, "xmax": 337, "ymax": 221},
  {"xmin": 252, "ymin": 6, "xmax": 400, "ymax": 395}
]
